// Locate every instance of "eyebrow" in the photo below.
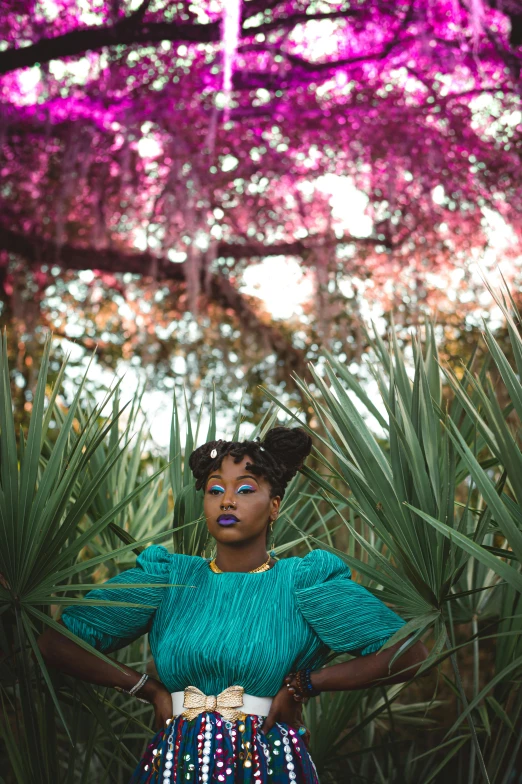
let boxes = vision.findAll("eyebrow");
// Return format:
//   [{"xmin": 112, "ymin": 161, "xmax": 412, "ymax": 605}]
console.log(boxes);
[{"xmin": 207, "ymin": 474, "xmax": 258, "ymax": 484}]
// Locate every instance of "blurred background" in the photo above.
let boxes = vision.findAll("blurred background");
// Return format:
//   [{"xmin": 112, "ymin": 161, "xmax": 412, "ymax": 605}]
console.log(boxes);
[
  {"xmin": 1, "ymin": 0, "xmax": 521, "ymax": 443},
  {"xmin": 1, "ymin": 1, "xmax": 522, "ymax": 783}
]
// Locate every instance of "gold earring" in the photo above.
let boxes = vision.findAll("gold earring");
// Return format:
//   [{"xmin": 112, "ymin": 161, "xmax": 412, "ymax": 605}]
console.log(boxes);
[{"xmin": 269, "ymin": 517, "xmax": 277, "ymax": 557}]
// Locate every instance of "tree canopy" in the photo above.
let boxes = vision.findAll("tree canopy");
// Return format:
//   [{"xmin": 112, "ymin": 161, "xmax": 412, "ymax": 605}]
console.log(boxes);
[{"xmin": 1, "ymin": 0, "xmax": 521, "ymax": 416}]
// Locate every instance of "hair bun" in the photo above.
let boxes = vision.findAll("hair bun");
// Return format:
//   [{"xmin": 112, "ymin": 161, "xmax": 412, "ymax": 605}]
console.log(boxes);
[
  {"xmin": 188, "ymin": 439, "xmax": 227, "ymax": 490},
  {"xmin": 261, "ymin": 426, "xmax": 312, "ymax": 484}
]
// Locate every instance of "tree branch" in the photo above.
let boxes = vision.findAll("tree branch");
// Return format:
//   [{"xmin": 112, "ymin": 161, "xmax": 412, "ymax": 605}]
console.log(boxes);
[
  {"xmin": 0, "ymin": 18, "xmax": 221, "ymax": 75},
  {"xmin": 0, "ymin": 226, "xmax": 375, "ymax": 267},
  {"xmin": 0, "ymin": 226, "xmax": 322, "ymax": 375},
  {"xmin": 0, "ymin": 9, "xmax": 368, "ymax": 75}
]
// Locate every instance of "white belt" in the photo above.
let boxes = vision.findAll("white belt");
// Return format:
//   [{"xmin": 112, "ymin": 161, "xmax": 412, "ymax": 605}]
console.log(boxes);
[{"xmin": 171, "ymin": 685, "xmax": 273, "ymax": 720}]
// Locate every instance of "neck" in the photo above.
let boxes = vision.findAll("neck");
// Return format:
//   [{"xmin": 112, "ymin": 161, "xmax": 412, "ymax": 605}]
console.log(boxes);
[{"xmin": 214, "ymin": 542, "xmax": 271, "ymax": 573}]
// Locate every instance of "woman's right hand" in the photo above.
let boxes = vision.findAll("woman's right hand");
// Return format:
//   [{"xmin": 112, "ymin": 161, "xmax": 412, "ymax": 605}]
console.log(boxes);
[
  {"xmin": 152, "ymin": 688, "xmax": 175, "ymax": 731},
  {"xmin": 141, "ymin": 679, "xmax": 174, "ymax": 731}
]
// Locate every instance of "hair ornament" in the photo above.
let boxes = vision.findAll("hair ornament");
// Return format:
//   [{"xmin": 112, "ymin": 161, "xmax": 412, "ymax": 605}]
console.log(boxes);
[
  {"xmin": 255, "ymin": 435, "xmax": 265, "ymax": 451},
  {"xmin": 210, "ymin": 448, "xmax": 218, "ymax": 458}
]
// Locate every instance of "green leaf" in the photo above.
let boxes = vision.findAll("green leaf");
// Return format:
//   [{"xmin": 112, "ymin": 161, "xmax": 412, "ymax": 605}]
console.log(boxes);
[
  {"xmin": 444, "ymin": 419, "xmax": 522, "ymax": 564},
  {"xmin": 446, "ymin": 655, "xmax": 522, "ymax": 736},
  {"xmin": 404, "ymin": 505, "xmax": 522, "ymax": 594}
]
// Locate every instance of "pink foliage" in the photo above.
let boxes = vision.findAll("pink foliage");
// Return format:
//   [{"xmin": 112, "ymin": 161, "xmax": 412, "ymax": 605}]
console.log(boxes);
[{"xmin": 0, "ymin": 0, "xmax": 520, "ymax": 318}]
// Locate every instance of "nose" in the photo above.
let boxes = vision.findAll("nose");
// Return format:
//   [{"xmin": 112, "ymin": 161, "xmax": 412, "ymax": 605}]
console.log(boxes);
[{"xmin": 220, "ymin": 488, "xmax": 236, "ymax": 508}]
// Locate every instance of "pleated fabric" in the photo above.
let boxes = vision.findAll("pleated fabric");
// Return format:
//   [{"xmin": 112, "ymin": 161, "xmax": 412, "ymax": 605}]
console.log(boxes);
[
  {"xmin": 129, "ymin": 712, "xmax": 319, "ymax": 784},
  {"xmin": 61, "ymin": 546, "xmax": 407, "ymax": 696},
  {"xmin": 62, "ymin": 547, "xmax": 407, "ymax": 782}
]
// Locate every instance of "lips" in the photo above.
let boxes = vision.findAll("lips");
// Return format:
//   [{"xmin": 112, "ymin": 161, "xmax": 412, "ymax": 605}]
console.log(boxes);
[{"xmin": 217, "ymin": 514, "xmax": 239, "ymax": 526}]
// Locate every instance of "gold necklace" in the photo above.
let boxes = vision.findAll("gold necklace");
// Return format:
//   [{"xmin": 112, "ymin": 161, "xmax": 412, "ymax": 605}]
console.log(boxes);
[{"xmin": 209, "ymin": 554, "xmax": 272, "ymax": 573}]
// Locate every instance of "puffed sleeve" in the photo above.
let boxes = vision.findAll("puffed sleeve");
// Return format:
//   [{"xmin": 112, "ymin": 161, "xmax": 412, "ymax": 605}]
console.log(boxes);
[
  {"xmin": 60, "ymin": 545, "xmax": 172, "ymax": 653},
  {"xmin": 294, "ymin": 549, "xmax": 407, "ymax": 656}
]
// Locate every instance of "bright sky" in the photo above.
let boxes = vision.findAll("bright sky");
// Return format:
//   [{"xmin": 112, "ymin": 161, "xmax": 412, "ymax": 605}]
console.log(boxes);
[
  {"xmin": 240, "ymin": 175, "xmax": 372, "ymax": 319},
  {"xmin": 241, "ymin": 258, "xmax": 314, "ymax": 319}
]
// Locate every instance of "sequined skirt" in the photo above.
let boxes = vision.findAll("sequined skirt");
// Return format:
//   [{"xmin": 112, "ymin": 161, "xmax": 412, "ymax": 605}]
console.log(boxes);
[{"xmin": 128, "ymin": 712, "xmax": 320, "ymax": 783}]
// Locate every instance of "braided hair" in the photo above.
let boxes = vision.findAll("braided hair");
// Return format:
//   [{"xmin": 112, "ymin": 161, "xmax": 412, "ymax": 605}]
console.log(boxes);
[{"xmin": 188, "ymin": 426, "xmax": 312, "ymax": 500}]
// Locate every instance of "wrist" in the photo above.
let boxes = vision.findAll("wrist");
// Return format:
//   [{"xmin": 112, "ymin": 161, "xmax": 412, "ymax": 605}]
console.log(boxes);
[
  {"xmin": 310, "ymin": 669, "xmax": 324, "ymax": 694},
  {"xmin": 138, "ymin": 677, "xmax": 164, "ymax": 703},
  {"xmin": 295, "ymin": 668, "xmax": 321, "ymax": 698}
]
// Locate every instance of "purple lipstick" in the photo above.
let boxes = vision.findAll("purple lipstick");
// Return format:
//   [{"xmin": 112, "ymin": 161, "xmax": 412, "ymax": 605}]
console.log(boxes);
[{"xmin": 217, "ymin": 514, "xmax": 239, "ymax": 526}]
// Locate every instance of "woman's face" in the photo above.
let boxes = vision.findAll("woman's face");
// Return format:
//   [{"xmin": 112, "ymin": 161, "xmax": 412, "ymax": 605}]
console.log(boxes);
[{"xmin": 203, "ymin": 454, "xmax": 280, "ymax": 546}]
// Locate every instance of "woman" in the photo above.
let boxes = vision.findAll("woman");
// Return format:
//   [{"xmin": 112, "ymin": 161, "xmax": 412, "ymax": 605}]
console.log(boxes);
[{"xmin": 38, "ymin": 426, "xmax": 428, "ymax": 783}]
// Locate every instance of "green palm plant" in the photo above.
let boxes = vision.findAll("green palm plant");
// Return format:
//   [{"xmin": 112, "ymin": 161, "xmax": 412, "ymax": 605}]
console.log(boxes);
[
  {"xmin": 0, "ymin": 335, "xmax": 173, "ymax": 784},
  {"xmin": 169, "ymin": 384, "xmax": 218, "ymax": 556},
  {"xmin": 304, "ymin": 641, "xmax": 446, "ymax": 781},
  {"xmin": 263, "ymin": 325, "xmax": 491, "ymax": 649},
  {"xmin": 5, "ymin": 310, "xmax": 522, "ymax": 784},
  {"xmin": 261, "ymin": 322, "xmax": 514, "ymax": 784},
  {"xmin": 77, "ymin": 387, "xmax": 173, "ymax": 569},
  {"xmin": 411, "ymin": 291, "xmax": 522, "ymax": 784}
]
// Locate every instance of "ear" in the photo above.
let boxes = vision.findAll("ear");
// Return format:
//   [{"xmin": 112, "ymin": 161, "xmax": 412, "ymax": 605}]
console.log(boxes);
[{"xmin": 270, "ymin": 496, "xmax": 281, "ymax": 518}]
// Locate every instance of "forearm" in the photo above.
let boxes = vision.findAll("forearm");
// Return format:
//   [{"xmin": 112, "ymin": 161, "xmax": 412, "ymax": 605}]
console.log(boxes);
[
  {"xmin": 311, "ymin": 640, "xmax": 429, "ymax": 693},
  {"xmin": 37, "ymin": 619, "xmax": 162, "ymax": 702}
]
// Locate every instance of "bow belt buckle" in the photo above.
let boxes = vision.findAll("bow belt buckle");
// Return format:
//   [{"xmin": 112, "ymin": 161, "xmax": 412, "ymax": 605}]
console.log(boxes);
[{"xmin": 182, "ymin": 684, "xmax": 246, "ymax": 722}]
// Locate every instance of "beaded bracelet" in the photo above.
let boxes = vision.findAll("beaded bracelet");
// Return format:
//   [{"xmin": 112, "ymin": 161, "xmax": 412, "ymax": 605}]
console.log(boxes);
[{"xmin": 295, "ymin": 668, "xmax": 320, "ymax": 699}]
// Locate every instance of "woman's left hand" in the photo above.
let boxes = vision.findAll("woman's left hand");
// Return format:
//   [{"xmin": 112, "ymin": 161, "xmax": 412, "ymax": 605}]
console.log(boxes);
[{"xmin": 261, "ymin": 678, "xmax": 310, "ymax": 747}]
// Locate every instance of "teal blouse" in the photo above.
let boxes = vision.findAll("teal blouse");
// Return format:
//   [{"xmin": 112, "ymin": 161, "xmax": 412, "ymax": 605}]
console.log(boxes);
[{"xmin": 61, "ymin": 546, "xmax": 406, "ymax": 697}]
